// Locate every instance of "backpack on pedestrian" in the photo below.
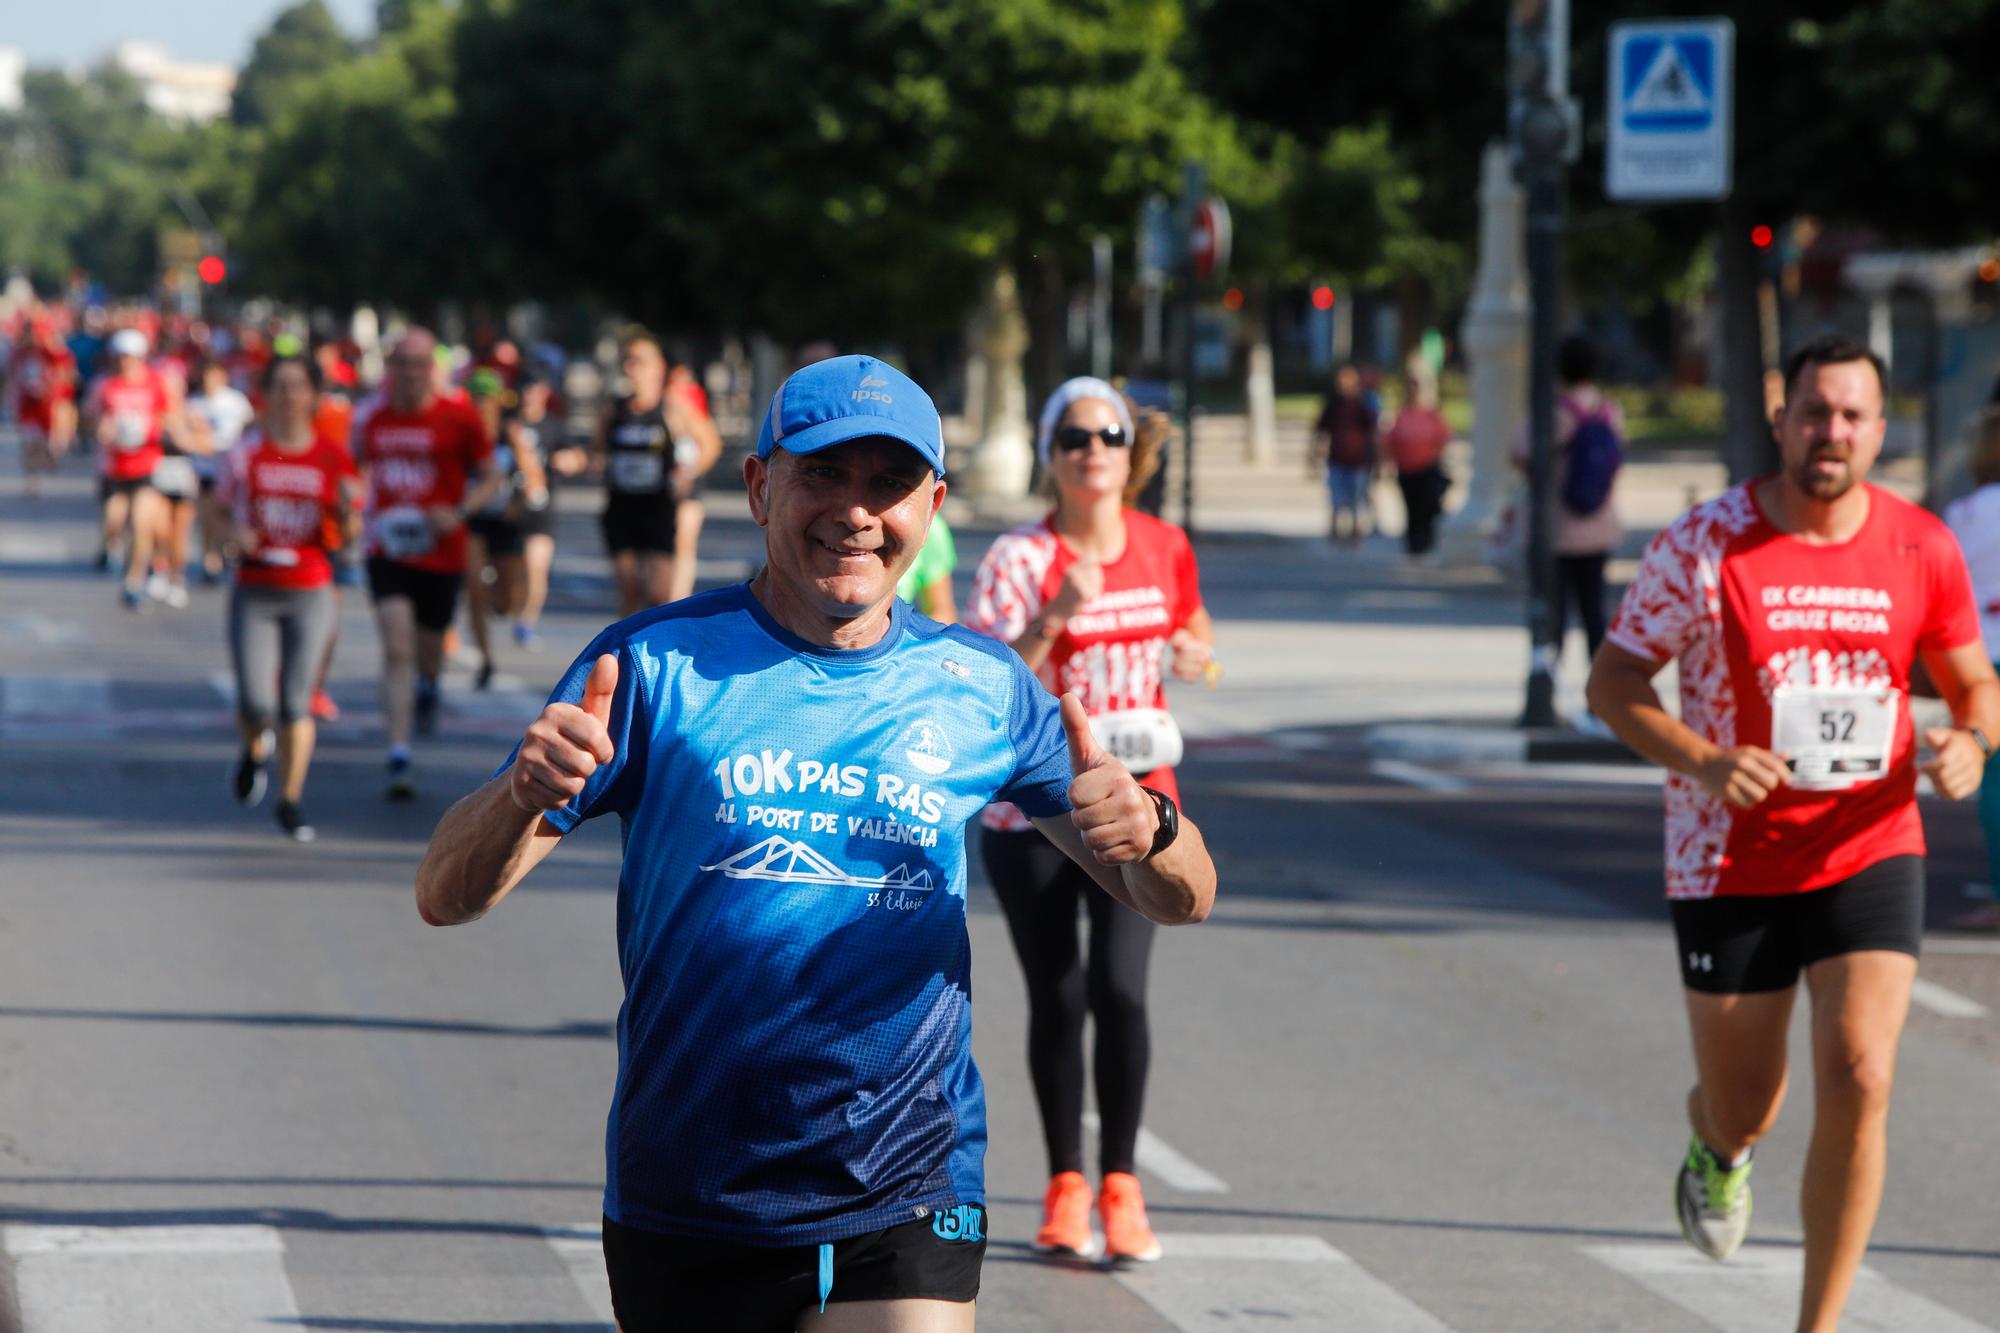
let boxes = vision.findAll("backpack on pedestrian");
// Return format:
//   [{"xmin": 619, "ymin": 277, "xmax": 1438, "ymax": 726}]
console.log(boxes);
[{"xmin": 1561, "ymin": 399, "xmax": 1623, "ymax": 515}]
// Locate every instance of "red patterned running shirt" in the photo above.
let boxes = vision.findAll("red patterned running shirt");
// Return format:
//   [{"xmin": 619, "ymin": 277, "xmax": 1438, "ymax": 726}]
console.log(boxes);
[
  {"xmin": 354, "ymin": 395, "xmax": 491, "ymax": 575},
  {"xmin": 1607, "ymin": 481, "xmax": 1981, "ymax": 899},
  {"xmin": 966, "ymin": 510, "xmax": 1203, "ymax": 832},
  {"xmin": 221, "ymin": 431, "xmax": 358, "ymax": 591}
]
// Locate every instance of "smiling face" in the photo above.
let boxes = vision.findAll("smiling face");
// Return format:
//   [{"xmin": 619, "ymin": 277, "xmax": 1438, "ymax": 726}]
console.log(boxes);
[
  {"xmin": 1774, "ymin": 359, "xmax": 1887, "ymax": 502},
  {"xmin": 747, "ymin": 438, "xmax": 942, "ymax": 626},
  {"xmin": 1049, "ymin": 397, "xmax": 1130, "ymax": 506}
]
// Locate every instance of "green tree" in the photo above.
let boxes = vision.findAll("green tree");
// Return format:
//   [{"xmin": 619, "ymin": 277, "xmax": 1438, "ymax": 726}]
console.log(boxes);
[
  {"xmin": 232, "ymin": 0, "xmax": 353, "ymax": 129},
  {"xmin": 240, "ymin": 2, "xmax": 503, "ymax": 313}
]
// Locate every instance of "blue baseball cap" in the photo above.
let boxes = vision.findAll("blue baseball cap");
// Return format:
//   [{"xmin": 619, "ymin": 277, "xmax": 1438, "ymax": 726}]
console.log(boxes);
[{"xmin": 755, "ymin": 354, "xmax": 946, "ymax": 477}]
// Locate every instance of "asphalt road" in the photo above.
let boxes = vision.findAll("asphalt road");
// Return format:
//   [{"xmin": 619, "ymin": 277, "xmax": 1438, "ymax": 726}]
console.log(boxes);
[{"xmin": 0, "ymin": 444, "xmax": 1995, "ymax": 1331}]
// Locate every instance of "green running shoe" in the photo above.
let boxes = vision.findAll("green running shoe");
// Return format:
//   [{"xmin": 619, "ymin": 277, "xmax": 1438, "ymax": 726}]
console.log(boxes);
[{"xmin": 1676, "ymin": 1134, "xmax": 1752, "ymax": 1260}]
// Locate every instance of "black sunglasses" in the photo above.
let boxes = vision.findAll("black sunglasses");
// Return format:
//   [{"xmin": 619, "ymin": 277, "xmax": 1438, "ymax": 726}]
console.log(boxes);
[{"xmin": 1053, "ymin": 424, "xmax": 1129, "ymax": 453}]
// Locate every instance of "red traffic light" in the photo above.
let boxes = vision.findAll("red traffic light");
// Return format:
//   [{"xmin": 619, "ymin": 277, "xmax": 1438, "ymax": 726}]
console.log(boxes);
[
  {"xmin": 1221, "ymin": 287, "xmax": 1244, "ymax": 311},
  {"xmin": 1310, "ymin": 285, "xmax": 1335, "ymax": 312},
  {"xmin": 1750, "ymin": 225, "xmax": 1774, "ymax": 250},
  {"xmin": 1979, "ymin": 258, "xmax": 2000, "ymax": 284},
  {"xmin": 198, "ymin": 256, "xmax": 227, "ymax": 285}
]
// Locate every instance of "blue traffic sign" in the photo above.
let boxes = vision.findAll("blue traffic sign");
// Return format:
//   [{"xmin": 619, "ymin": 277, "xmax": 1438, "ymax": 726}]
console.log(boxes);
[{"xmin": 1606, "ymin": 19, "xmax": 1734, "ymax": 201}]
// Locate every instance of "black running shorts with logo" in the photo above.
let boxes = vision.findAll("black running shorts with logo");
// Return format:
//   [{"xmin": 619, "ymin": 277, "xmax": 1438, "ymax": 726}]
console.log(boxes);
[
  {"xmin": 601, "ymin": 494, "xmax": 677, "ymax": 556},
  {"xmin": 1671, "ymin": 854, "xmax": 1924, "ymax": 994},
  {"xmin": 601, "ymin": 1206, "xmax": 986, "ymax": 1333},
  {"xmin": 365, "ymin": 556, "xmax": 463, "ymax": 633}
]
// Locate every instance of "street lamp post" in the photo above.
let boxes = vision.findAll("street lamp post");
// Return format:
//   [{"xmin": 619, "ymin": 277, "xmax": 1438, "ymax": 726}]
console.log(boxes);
[{"xmin": 1509, "ymin": 0, "xmax": 1578, "ymax": 729}]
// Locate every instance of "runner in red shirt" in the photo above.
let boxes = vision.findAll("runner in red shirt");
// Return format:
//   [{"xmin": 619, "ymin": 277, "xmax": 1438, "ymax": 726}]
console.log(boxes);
[
  {"xmin": 84, "ymin": 328, "xmax": 192, "ymax": 611},
  {"xmin": 966, "ymin": 377, "xmax": 1213, "ymax": 1266},
  {"xmin": 218, "ymin": 355, "xmax": 360, "ymax": 841},
  {"xmin": 353, "ymin": 327, "xmax": 501, "ymax": 800},
  {"xmin": 1587, "ymin": 335, "xmax": 1999, "ymax": 1331},
  {"xmin": 8, "ymin": 314, "xmax": 79, "ymax": 499}
]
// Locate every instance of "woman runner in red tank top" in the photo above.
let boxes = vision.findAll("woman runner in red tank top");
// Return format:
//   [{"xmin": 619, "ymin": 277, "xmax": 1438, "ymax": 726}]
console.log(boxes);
[{"xmin": 966, "ymin": 377, "xmax": 1214, "ymax": 1266}]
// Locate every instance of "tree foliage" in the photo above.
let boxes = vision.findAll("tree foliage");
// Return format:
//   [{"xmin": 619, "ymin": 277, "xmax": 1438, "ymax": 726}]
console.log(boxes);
[{"xmin": 231, "ymin": 0, "xmax": 352, "ymax": 130}]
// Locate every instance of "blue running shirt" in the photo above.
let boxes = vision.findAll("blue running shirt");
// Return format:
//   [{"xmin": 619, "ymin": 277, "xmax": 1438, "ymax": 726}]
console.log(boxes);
[{"xmin": 526, "ymin": 584, "xmax": 1073, "ymax": 1245}]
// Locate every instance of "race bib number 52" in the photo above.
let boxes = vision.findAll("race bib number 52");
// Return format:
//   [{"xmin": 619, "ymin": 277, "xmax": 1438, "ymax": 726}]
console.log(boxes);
[{"xmin": 1772, "ymin": 686, "xmax": 1898, "ymax": 790}]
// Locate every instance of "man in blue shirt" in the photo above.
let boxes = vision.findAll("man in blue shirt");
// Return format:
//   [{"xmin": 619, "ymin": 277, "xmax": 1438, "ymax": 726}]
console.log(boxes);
[{"xmin": 416, "ymin": 355, "xmax": 1216, "ymax": 1332}]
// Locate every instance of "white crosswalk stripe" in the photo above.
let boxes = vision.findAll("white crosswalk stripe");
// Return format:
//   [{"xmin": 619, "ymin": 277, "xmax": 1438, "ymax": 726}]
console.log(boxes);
[
  {"xmin": 0, "ymin": 674, "xmax": 114, "ymax": 737},
  {"xmin": 1082, "ymin": 1112, "xmax": 1229, "ymax": 1194},
  {"xmin": 543, "ymin": 1226, "xmax": 618, "ymax": 1330},
  {"xmin": 1584, "ymin": 1243, "xmax": 1996, "ymax": 1333},
  {"xmin": 1113, "ymin": 1233, "xmax": 1453, "ymax": 1331},
  {"xmin": 3, "ymin": 1224, "xmax": 303, "ymax": 1332}
]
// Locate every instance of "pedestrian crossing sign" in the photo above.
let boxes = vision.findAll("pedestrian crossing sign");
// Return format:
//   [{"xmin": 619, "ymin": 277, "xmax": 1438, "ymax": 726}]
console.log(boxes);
[{"xmin": 1606, "ymin": 19, "xmax": 1733, "ymax": 201}]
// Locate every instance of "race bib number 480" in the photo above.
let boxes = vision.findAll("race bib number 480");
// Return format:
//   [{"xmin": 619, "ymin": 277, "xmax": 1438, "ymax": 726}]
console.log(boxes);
[
  {"xmin": 1772, "ymin": 686, "xmax": 1898, "ymax": 790},
  {"xmin": 1092, "ymin": 708, "xmax": 1184, "ymax": 772}
]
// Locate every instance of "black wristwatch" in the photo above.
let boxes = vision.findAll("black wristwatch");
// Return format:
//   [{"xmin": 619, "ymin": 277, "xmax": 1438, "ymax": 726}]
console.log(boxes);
[
  {"xmin": 1970, "ymin": 726, "xmax": 1995, "ymax": 759},
  {"xmin": 1144, "ymin": 788, "xmax": 1180, "ymax": 860}
]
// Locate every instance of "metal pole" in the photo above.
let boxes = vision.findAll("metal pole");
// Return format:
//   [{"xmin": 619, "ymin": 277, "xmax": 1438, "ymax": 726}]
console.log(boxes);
[
  {"xmin": 1091, "ymin": 235, "xmax": 1113, "ymax": 382},
  {"xmin": 1520, "ymin": 172, "xmax": 1562, "ymax": 729},
  {"xmin": 1180, "ymin": 161, "xmax": 1205, "ymax": 537}
]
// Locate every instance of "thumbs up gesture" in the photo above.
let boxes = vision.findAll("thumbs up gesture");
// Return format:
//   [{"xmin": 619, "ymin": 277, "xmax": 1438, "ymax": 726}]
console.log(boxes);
[
  {"xmin": 510, "ymin": 653, "xmax": 619, "ymax": 813},
  {"xmin": 1061, "ymin": 693, "xmax": 1160, "ymax": 865}
]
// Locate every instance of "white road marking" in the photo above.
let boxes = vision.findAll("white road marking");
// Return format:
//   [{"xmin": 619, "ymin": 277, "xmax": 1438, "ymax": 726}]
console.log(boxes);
[
  {"xmin": 0, "ymin": 532, "xmax": 81, "ymax": 563},
  {"xmin": 1910, "ymin": 977, "xmax": 1990, "ymax": 1019},
  {"xmin": 543, "ymin": 1226, "xmax": 618, "ymax": 1329},
  {"xmin": 0, "ymin": 612, "xmax": 85, "ymax": 644},
  {"xmin": 1114, "ymin": 1232, "xmax": 1452, "ymax": 1331},
  {"xmin": 1463, "ymin": 760, "xmax": 1665, "ymax": 787},
  {"xmin": 0, "ymin": 674, "xmax": 113, "ymax": 736},
  {"xmin": 208, "ymin": 669, "xmax": 237, "ymax": 705},
  {"xmin": 1584, "ymin": 1243, "xmax": 1994, "ymax": 1333},
  {"xmin": 3, "ymin": 1224, "xmax": 304, "ymax": 1332},
  {"xmin": 1083, "ymin": 1113, "xmax": 1228, "ymax": 1193},
  {"xmin": 1369, "ymin": 758, "xmax": 1470, "ymax": 793}
]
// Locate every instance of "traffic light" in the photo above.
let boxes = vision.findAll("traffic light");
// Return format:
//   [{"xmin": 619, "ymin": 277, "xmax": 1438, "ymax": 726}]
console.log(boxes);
[
  {"xmin": 198, "ymin": 255, "xmax": 226, "ymax": 285},
  {"xmin": 1750, "ymin": 225, "xmax": 1774, "ymax": 250},
  {"xmin": 1508, "ymin": 0, "xmax": 1579, "ymax": 179}
]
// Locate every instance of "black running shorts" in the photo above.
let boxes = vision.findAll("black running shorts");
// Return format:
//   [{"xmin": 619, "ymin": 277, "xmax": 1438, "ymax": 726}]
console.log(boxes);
[
  {"xmin": 1671, "ymin": 854, "xmax": 1924, "ymax": 994},
  {"xmin": 601, "ymin": 1206, "xmax": 985, "ymax": 1333},
  {"xmin": 366, "ymin": 556, "xmax": 463, "ymax": 633},
  {"xmin": 465, "ymin": 513, "xmax": 524, "ymax": 559},
  {"xmin": 601, "ymin": 494, "xmax": 677, "ymax": 556}
]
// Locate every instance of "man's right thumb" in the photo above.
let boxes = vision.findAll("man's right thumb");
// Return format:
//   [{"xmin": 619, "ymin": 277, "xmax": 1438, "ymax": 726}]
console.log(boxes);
[{"xmin": 581, "ymin": 653, "xmax": 619, "ymax": 724}]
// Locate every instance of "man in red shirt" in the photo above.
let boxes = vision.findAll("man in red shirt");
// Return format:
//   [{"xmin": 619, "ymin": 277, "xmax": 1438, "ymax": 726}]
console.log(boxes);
[
  {"xmin": 8, "ymin": 314, "xmax": 79, "ymax": 500},
  {"xmin": 84, "ymin": 328, "xmax": 192, "ymax": 610},
  {"xmin": 354, "ymin": 328, "xmax": 501, "ymax": 800},
  {"xmin": 1588, "ymin": 335, "xmax": 1999, "ymax": 1332}
]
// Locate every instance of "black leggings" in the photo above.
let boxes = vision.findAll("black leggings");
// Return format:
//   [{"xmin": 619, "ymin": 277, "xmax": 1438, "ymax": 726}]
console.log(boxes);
[
  {"xmin": 980, "ymin": 826, "xmax": 1155, "ymax": 1178},
  {"xmin": 1554, "ymin": 552, "xmax": 1608, "ymax": 664}
]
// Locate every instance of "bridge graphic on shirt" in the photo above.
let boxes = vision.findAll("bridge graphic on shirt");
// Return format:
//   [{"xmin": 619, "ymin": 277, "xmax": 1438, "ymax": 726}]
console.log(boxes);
[{"xmin": 700, "ymin": 835, "xmax": 934, "ymax": 890}]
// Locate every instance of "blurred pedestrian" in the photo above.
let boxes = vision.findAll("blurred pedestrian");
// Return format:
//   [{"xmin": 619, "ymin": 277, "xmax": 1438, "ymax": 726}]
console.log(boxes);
[
  {"xmin": 667, "ymin": 352, "xmax": 724, "ymax": 603},
  {"xmin": 1313, "ymin": 363, "xmax": 1376, "ymax": 546},
  {"xmin": 218, "ymin": 355, "xmax": 360, "ymax": 841},
  {"xmin": 354, "ymin": 328, "xmax": 503, "ymax": 801},
  {"xmin": 8, "ymin": 313, "xmax": 79, "ymax": 500},
  {"xmin": 508, "ymin": 372, "xmax": 560, "ymax": 650},
  {"xmin": 84, "ymin": 328, "xmax": 189, "ymax": 610},
  {"xmin": 1517, "ymin": 335, "xmax": 1624, "ymax": 720},
  {"xmin": 1945, "ymin": 408, "xmax": 2000, "ymax": 928},
  {"xmin": 188, "ymin": 358, "xmax": 257, "ymax": 585},
  {"xmin": 897, "ymin": 513, "xmax": 958, "ymax": 622},
  {"xmin": 967, "ymin": 377, "xmax": 1212, "ymax": 1265},
  {"xmin": 1383, "ymin": 376, "xmax": 1451, "ymax": 558}
]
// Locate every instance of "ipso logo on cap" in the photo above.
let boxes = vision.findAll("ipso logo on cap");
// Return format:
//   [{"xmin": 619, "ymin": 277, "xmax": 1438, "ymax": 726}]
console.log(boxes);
[{"xmin": 853, "ymin": 374, "xmax": 893, "ymax": 406}]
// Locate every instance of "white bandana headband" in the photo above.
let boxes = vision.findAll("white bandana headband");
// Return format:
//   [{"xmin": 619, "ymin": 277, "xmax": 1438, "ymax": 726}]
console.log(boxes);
[{"xmin": 1036, "ymin": 377, "xmax": 1136, "ymax": 469}]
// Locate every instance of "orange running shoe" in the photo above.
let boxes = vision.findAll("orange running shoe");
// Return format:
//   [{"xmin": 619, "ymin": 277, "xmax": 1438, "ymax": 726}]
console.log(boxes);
[
  {"xmin": 310, "ymin": 689, "xmax": 340, "ymax": 721},
  {"xmin": 1034, "ymin": 1171, "xmax": 1094, "ymax": 1256},
  {"xmin": 1097, "ymin": 1171, "xmax": 1162, "ymax": 1263}
]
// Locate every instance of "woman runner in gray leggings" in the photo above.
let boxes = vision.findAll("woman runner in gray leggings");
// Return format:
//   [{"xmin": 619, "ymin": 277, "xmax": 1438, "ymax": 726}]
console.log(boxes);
[{"xmin": 220, "ymin": 355, "xmax": 360, "ymax": 841}]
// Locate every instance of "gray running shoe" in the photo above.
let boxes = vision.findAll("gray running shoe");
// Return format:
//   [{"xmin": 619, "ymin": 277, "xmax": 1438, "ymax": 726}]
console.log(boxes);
[{"xmin": 1676, "ymin": 1134, "xmax": 1752, "ymax": 1261}]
